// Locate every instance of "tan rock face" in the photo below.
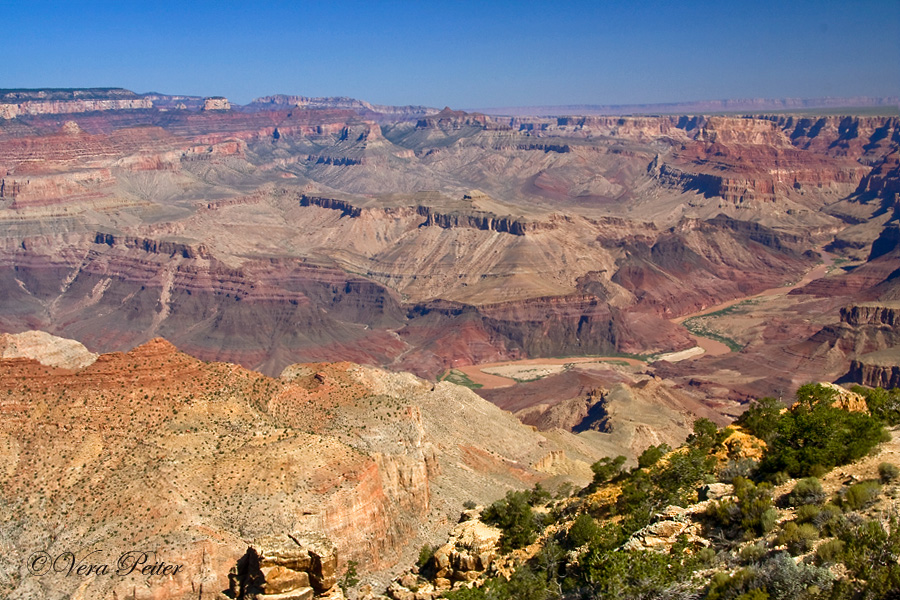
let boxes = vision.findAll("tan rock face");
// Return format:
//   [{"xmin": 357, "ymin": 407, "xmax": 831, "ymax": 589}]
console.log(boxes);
[
  {"xmin": 232, "ymin": 532, "xmax": 336, "ymax": 599},
  {"xmin": 429, "ymin": 515, "xmax": 502, "ymax": 582},
  {"xmin": 203, "ymin": 96, "xmax": 232, "ymax": 111},
  {"xmin": 0, "ymin": 330, "xmax": 98, "ymax": 369}
]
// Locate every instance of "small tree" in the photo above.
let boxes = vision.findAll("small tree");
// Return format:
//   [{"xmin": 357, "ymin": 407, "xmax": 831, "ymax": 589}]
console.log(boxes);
[
  {"xmin": 590, "ymin": 455, "xmax": 626, "ymax": 485},
  {"xmin": 482, "ymin": 490, "xmax": 537, "ymax": 551},
  {"xmin": 638, "ymin": 443, "xmax": 671, "ymax": 469},
  {"xmin": 736, "ymin": 396, "xmax": 784, "ymax": 442}
]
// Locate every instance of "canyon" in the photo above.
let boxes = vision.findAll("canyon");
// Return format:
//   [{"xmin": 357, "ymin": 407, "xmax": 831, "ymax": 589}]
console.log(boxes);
[{"xmin": 1, "ymin": 88, "xmax": 899, "ymax": 597}]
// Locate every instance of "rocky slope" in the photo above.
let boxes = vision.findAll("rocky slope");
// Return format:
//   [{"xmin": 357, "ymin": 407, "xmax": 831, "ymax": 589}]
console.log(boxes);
[{"xmin": 0, "ymin": 335, "xmax": 607, "ymax": 600}]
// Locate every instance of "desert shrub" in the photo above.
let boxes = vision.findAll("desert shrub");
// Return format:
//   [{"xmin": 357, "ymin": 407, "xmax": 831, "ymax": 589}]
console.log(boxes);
[
  {"xmin": 878, "ymin": 461, "xmax": 900, "ymax": 483},
  {"xmin": 705, "ymin": 552, "xmax": 832, "ymax": 600},
  {"xmin": 567, "ymin": 513, "xmax": 600, "ymax": 548},
  {"xmin": 776, "ymin": 521, "xmax": 818, "ymax": 555},
  {"xmin": 338, "ymin": 560, "xmax": 359, "ymax": 594},
  {"xmin": 840, "ymin": 480, "xmax": 881, "ymax": 511},
  {"xmin": 462, "ymin": 499, "xmax": 477, "ymax": 510},
  {"xmin": 485, "ymin": 564, "xmax": 556, "ymax": 600},
  {"xmin": 637, "ymin": 443, "xmax": 670, "ymax": 469},
  {"xmin": 771, "ymin": 471, "xmax": 791, "ymax": 485},
  {"xmin": 818, "ymin": 508, "xmax": 850, "ymax": 537},
  {"xmin": 794, "ymin": 503, "xmax": 821, "ymax": 524},
  {"xmin": 482, "ymin": 490, "xmax": 537, "ymax": 551},
  {"xmin": 528, "ymin": 482, "xmax": 552, "ymax": 507},
  {"xmin": 808, "ymin": 464, "xmax": 829, "ymax": 478},
  {"xmin": 618, "ymin": 445, "xmax": 716, "ymax": 532},
  {"xmin": 695, "ymin": 546, "xmax": 717, "ymax": 566},
  {"xmin": 708, "ymin": 477, "xmax": 776, "ymax": 539},
  {"xmin": 590, "ymin": 455, "xmax": 626, "ymax": 485},
  {"xmin": 814, "ymin": 539, "xmax": 845, "ymax": 565},
  {"xmin": 759, "ymin": 384, "xmax": 887, "ymax": 478},
  {"xmin": 719, "ymin": 458, "xmax": 759, "ymax": 484},
  {"xmin": 832, "ymin": 515, "xmax": 900, "ymax": 597},
  {"xmin": 554, "ymin": 481, "xmax": 575, "ymax": 499},
  {"xmin": 787, "ymin": 477, "xmax": 826, "ymax": 506},
  {"xmin": 578, "ymin": 547, "xmax": 695, "ymax": 599},
  {"xmin": 735, "ymin": 396, "xmax": 784, "ymax": 442},
  {"xmin": 416, "ymin": 544, "xmax": 434, "ymax": 569},
  {"xmin": 739, "ymin": 542, "xmax": 767, "ymax": 564}
]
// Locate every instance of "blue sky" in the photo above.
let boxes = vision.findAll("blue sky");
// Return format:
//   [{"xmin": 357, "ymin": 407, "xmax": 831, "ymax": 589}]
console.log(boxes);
[{"xmin": 3, "ymin": 0, "xmax": 898, "ymax": 108}]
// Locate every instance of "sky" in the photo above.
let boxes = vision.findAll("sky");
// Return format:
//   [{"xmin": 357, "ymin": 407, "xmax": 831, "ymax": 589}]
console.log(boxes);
[{"xmin": 2, "ymin": 0, "xmax": 898, "ymax": 109}]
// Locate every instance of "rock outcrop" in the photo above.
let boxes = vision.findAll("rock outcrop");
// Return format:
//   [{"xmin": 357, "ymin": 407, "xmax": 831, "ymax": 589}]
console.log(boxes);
[
  {"xmin": 203, "ymin": 96, "xmax": 232, "ymax": 111},
  {"xmin": 230, "ymin": 533, "xmax": 341, "ymax": 600},
  {"xmin": 0, "ymin": 330, "xmax": 97, "ymax": 369},
  {"xmin": 848, "ymin": 349, "xmax": 900, "ymax": 388},
  {"xmin": 429, "ymin": 511, "xmax": 502, "ymax": 586}
]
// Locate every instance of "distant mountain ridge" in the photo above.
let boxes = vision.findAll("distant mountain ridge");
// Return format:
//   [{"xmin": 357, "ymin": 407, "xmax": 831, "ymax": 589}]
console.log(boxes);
[
  {"xmin": 2, "ymin": 88, "xmax": 897, "ymax": 119},
  {"xmin": 472, "ymin": 96, "xmax": 900, "ymax": 117}
]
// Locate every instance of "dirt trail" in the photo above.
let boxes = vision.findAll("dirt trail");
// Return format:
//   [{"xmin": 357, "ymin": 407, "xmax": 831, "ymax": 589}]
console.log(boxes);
[{"xmin": 672, "ymin": 250, "xmax": 837, "ymax": 357}]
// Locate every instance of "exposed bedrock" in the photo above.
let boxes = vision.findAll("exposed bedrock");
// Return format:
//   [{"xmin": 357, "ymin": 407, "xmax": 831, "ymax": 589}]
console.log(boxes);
[
  {"xmin": 857, "ymin": 149, "xmax": 900, "ymax": 202},
  {"xmin": 298, "ymin": 194, "xmax": 546, "ymax": 235},
  {"xmin": 848, "ymin": 356, "xmax": 900, "ymax": 389},
  {"xmin": 94, "ymin": 231, "xmax": 210, "ymax": 258},
  {"xmin": 797, "ymin": 302, "xmax": 900, "ymax": 376}
]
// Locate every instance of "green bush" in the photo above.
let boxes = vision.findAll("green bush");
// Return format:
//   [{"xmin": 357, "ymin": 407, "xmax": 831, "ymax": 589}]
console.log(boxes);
[
  {"xmin": 705, "ymin": 552, "xmax": 832, "ymax": 600},
  {"xmin": 416, "ymin": 544, "xmax": 434, "ymax": 569},
  {"xmin": 840, "ymin": 480, "xmax": 881, "ymax": 511},
  {"xmin": 735, "ymin": 396, "xmax": 784, "ymax": 442},
  {"xmin": 637, "ymin": 443, "xmax": 670, "ymax": 469},
  {"xmin": 688, "ymin": 417, "xmax": 724, "ymax": 450},
  {"xmin": 617, "ymin": 445, "xmax": 716, "ymax": 531},
  {"xmin": 776, "ymin": 521, "xmax": 818, "ymax": 556},
  {"xmin": 759, "ymin": 384, "xmax": 887, "ymax": 478},
  {"xmin": 567, "ymin": 513, "xmax": 600, "ymax": 548},
  {"xmin": 590, "ymin": 455, "xmax": 626, "ymax": 485},
  {"xmin": 708, "ymin": 477, "xmax": 776, "ymax": 539},
  {"xmin": 483, "ymin": 565, "xmax": 555, "ymax": 600},
  {"xmin": 739, "ymin": 542, "xmax": 767, "ymax": 564},
  {"xmin": 482, "ymin": 490, "xmax": 537, "ymax": 551},
  {"xmin": 814, "ymin": 539, "xmax": 844, "ymax": 565},
  {"xmin": 528, "ymin": 482, "xmax": 552, "ymax": 507},
  {"xmin": 878, "ymin": 461, "xmax": 900, "ymax": 483},
  {"xmin": 579, "ymin": 547, "xmax": 690, "ymax": 599},
  {"xmin": 795, "ymin": 504, "xmax": 821, "ymax": 525},
  {"xmin": 787, "ymin": 477, "xmax": 826, "ymax": 506},
  {"xmin": 831, "ymin": 515, "xmax": 900, "ymax": 597}
]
